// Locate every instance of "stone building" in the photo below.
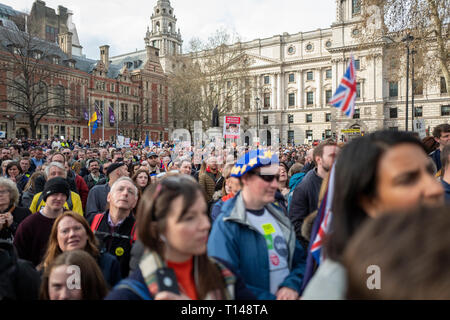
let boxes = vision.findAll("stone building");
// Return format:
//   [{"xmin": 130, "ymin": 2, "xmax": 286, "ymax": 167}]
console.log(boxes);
[{"xmin": 170, "ymin": 0, "xmax": 449, "ymax": 145}]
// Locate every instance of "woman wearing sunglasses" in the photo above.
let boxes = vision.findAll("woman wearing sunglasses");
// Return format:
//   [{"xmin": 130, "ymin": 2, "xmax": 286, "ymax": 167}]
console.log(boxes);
[
  {"xmin": 105, "ymin": 175, "xmax": 255, "ymax": 300},
  {"xmin": 207, "ymin": 149, "xmax": 307, "ymax": 300}
]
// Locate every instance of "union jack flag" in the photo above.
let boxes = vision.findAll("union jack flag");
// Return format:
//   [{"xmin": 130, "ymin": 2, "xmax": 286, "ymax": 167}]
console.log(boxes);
[
  {"xmin": 328, "ymin": 55, "xmax": 357, "ymax": 118},
  {"xmin": 310, "ymin": 164, "xmax": 335, "ymax": 265}
]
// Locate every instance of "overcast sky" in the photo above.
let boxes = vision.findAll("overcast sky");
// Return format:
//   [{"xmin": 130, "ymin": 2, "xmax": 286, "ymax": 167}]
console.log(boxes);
[{"xmin": 6, "ymin": 0, "xmax": 336, "ymax": 59}]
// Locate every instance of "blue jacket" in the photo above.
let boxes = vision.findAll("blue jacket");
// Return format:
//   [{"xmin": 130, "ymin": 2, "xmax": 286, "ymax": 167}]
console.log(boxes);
[{"xmin": 207, "ymin": 192, "xmax": 307, "ymax": 300}]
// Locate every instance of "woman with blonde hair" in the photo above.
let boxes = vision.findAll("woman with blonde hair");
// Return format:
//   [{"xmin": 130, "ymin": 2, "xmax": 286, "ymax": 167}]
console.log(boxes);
[
  {"xmin": 40, "ymin": 211, "xmax": 121, "ymax": 288},
  {"xmin": 210, "ymin": 163, "xmax": 241, "ymax": 221}
]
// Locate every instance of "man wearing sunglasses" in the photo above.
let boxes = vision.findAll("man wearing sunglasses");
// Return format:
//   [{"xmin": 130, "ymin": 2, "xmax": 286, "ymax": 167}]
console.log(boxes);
[{"xmin": 208, "ymin": 149, "xmax": 306, "ymax": 300}]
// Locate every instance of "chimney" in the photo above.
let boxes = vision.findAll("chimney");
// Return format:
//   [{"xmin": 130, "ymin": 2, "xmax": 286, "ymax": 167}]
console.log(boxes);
[
  {"xmin": 100, "ymin": 45, "xmax": 110, "ymax": 70},
  {"xmin": 58, "ymin": 31, "xmax": 73, "ymax": 59}
]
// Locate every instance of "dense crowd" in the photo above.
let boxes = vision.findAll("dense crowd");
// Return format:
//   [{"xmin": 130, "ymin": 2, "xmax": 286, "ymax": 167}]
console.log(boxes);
[{"xmin": 0, "ymin": 123, "xmax": 449, "ymax": 300}]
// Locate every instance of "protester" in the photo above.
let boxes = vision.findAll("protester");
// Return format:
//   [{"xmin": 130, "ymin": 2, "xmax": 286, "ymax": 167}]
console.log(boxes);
[
  {"xmin": 84, "ymin": 159, "xmax": 105, "ymax": 190},
  {"xmin": 198, "ymin": 156, "xmax": 222, "ymax": 205},
  {"xmin": 179, "ymin": 159, "xmax": 192, "ymax": 176},
  {"xmin": 29, "ymin": 162, "xmax": 83, "ymax": 216},
  {"xmin": 14, "ymin": 177, "xmax": 71, "ymax": 266},
  {"xmin": 105, "ymin": 175, "xmax": 255, "ymax": 300},
  {"xmin": 85, "ymin": 162, "xmax": 129, "ymax": 221},
  {"xmin": 5, "ymin": 161, "xmax": 28, "ymax": 193},
  {"xmin": 302, "ymin": 130, "xmax": 444, "ymax": 300},
  {"xmin": 441, "ymin": 145, "xmax": 450, "ymax": 202},
  {"xmin": 20, "ymin": 172, "xmax": 44, "ymax": 208},
  {"xmin": 40, "ymin": 250, "xmax": 108, "ymax": 300},
  {"xmin": 90, "ymin": 177, "xmax": 138, "ymax": 277},
  {"xmin": 208, "ymin": 150, "xmax": 306, "ymax": 300},
  {"xmin": 343, "ymin": 205, "xmax": 450, "ymax": 299},
  {"xmin": 210, "ymin": 163, "xmax": 241, "ymax": 222},
  {"xmin": 0, "ymin": 178, "xmax": 31, "ymax": 241},
  {"xmin": 132, "ymin": 169, "xmax": 150, "ymax": 193},
  {"xmin": 0, "ymin": 239, "xmax": 41, "ymax": 300},
  {"xmin": 40, "ymin": 211, "xmax": 121, "ymax": 288},
  {"xmin": 289, "ymin": 139, "xmax": 339, "ymax": 248},
  {"xmin": 429, "ymin": 123, "xmax": 450, "ymax": 173},
  {"xmin": 147, "ymin": 152, "xmax": 161, "ymax": 175}
]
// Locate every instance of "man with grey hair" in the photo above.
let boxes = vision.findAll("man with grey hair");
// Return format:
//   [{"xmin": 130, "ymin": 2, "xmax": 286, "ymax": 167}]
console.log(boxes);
[
  {"xmin": 90, "ymin": 176, "xmax": 138, "ymax": 277},
  {"xmin": 28, "ymin": 162, "xmax": 83, "ymax": 216},
  {"xmin": 85, "ymin": 162, "xmax": 129, "ymax": 221}
]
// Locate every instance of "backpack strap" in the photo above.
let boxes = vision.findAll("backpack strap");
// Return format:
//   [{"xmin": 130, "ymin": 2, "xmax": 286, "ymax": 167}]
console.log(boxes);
[
  {"xmin": 130, "ymin": 221, "xmax": 137, "ymax": 246},
  {"xmin": 67, "ymin": 192, "xmax": 73, "ymax": 210},
  {"xmin": 113, "ymin": 278, "xmax": 151, "ymax": 300},
  {"xmin": 90, "ymin": 213, "xmax": 104, "ymax": 232}
]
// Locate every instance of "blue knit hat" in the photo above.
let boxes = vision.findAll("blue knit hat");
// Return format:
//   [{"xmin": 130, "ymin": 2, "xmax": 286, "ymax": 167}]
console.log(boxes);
[{"xmin": 231, "ymin": 149, "xmax": 279, "ymax": 178}]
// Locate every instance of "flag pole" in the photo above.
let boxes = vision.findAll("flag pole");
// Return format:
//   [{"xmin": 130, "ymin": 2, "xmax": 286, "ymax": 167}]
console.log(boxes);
[
  {"xmin": 102, "ymin": 99, "xmax": 105, "ymax": 143},
  {"xmin": 88, "ymin": 91, "xmax": 91, "ymax": 144}
]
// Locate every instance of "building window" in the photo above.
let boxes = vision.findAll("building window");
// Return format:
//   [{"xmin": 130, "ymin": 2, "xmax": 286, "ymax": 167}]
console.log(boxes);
[
  {"xmin": 306, "ymin": 130, "xmax": 313, "ymax": 141},
  {"xmin": 390, "ymin": 107, "xmax": 398, "ymax": 118},
  {"xmin": 441, "ymin": 77, "xmax": 448, "ymax": 94},
  {"xmin": 227, "ymin": 81, "xmax": 232, "ymax": 89},
  {"xmin": 354, "ymin": 59, "xmax": 360, "ymax": 70},
  {"xmin": 306, "ymin": 43, "xmax": 313, "ymax": 51},
  {"xmin": 288, "ymin": 130, "xmax": 295, "ymax": 144},
  {"xmin": 263, "ymin": 116, "xmax": 269, "ymax": 125},
  {"xmin": 264, "ymin": 76, "xmax": 270, "ymax": 85},
  {"xmin": 120, "ymin": 103, "xmax": 128, "ymax": 121},
  {"xmin": 306, "ymin": 113, "xmax": 312, "ymax": 123},
  {"xmin": 353, "ymin": 109, "xmax": 360, "ymax": 119},
  {"xmin": 356, "ymin": 82, "xmax": 361, "ymax": 98},
  {"xmin": 325, "ymin": 113, "xmax": 331, "ymax": 122},
  {"xmin": 288, "ymin": 114, "xmax": 294, "ymax": 124},
  {"xmin": 389, "ymin": 127, "xmax": 399, "ymax": 132},
  {"xmin": 325, "ymin": 40, "xmax": 332, "ymax": 48},
  {"xmin": 441, "ymin": 105, "xmax": 450, "ymax": 116},
  {"xmin": 287, "ymin": 46, "xmax": 295, "ymax": 54},
  {"xmin": 326, "ymin": 90, "xmax": 332, "ymax": 103},
  {"xmin": 264, "ymin": 93, "xmax": 271, "ymax": 108},
  {"xmin": 306, "ymin": 71, "xmax": 314, "ymax": 81},
  {"xmin": 414, "ymin": 106, "xmax": 423, "ymax": 117},
  {"xmin": 306, "ymin": 92, "xmax": 314, "ymax": 105},
  {"xmin": 244, "ymin": 94, "xmax": 251, "ymax": 110},
  {"xmin": 288, "ymin": 93, "xmax": 295, "ymax": 107},
  {"xmin": 413, "ymin": 79, "xmax": 423, "ymax": 95},
  {"xmin": 325, "ymin": 69, "xmax": 332, "ymax": 79},
  {"xmin": 325, "ymin": 129, "xmax": 332, "ymax": 139},
  {"xmin": 352, "ymin": 0, "xmax": 361, "ymax": 15},
  {"xmin": 389, "ymin": 81, "xmax": 398, "ymax": 97},
  {"xmin": 288, "ymin": 73, "xmax": 295, "ymax": 83}
]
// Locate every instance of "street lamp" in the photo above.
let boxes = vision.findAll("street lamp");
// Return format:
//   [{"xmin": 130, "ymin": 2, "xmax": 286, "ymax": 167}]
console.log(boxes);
[
  {"xmin": 255, "ymin": 97, "xmax": 260, "ymax": 145},
  {"xmin": 411, "ymin": 49, "xmax": 417, "ymax": 131},
  {"xmin": 402, "ymin": 34, "xmax": 414, "ymax": 131}
]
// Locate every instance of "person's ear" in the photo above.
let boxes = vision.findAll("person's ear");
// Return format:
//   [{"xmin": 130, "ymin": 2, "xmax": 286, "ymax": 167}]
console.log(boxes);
[{"xmin": 359, "ymin": 195, "xmax": 379, "ymax": 218}]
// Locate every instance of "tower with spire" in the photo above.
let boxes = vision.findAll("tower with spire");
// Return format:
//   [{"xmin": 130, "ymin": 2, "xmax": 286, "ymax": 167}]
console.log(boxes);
[{"xmin": 146, "ymin": 0, "xmax": 182, "ymax": 58}]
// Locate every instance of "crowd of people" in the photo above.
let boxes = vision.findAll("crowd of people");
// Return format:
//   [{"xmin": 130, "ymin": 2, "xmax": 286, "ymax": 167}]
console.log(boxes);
[{"xmin": 0, "ymin": 122, "xmax": 449, "ymax": 300}]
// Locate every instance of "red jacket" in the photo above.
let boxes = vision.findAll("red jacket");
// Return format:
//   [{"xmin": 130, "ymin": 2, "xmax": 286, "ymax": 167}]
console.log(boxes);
[{"xmin": 75, "ymin": 174, "xmax": 89, "ymax": 210}]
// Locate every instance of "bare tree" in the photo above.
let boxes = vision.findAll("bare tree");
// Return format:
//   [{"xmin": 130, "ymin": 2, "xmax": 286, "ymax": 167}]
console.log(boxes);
[
  {"xmin": 0, "ymin": 23, "xmax": 84, "ymax": 139},
  {"xmin": 169, "ymin": 29, "xmax": 252, "ymax": 133},
  {"xmin": 357, "ymin": 0, "xmax": 449, "ymax": 89}
]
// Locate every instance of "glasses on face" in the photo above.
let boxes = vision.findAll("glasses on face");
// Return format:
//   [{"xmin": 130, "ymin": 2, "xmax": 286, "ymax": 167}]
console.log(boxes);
[{"xmin": 251, "ymin": 171, "xmax": 280, "ymax": 183}]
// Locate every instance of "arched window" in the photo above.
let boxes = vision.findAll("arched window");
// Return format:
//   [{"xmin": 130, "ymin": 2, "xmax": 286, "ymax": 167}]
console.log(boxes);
[
  {"xmin": 168, "ymin": 23, "xmax": 173, "ymax": 33},
  {"xmin": 155, "ymin": 21, "xmax": 160, "ymax": 32}
]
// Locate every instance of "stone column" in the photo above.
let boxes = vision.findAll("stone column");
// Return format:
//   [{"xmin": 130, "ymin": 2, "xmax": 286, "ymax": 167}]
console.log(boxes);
[
  {"xmin": 277, "ymin": 72, "xmax": 283, "ymax": 110},
  {"xmin": 271, "ymin": 74, "xmax": 277, "ymax": 110}
]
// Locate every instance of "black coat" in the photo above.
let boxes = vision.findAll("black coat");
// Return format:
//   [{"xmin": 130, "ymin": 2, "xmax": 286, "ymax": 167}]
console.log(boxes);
[
  {"xmin": 288, "ymin": 168, "xmax": 323, "ymax": 248},
  {"xmin": 0, "ymin": 206, "xmax": 31, "ymax": 241}
]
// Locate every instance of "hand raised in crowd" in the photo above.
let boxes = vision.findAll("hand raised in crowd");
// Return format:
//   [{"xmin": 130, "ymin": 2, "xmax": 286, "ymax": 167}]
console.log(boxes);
[{"xmin": 276, "ymin": 287, "xmax": 299, "ymax": 300}]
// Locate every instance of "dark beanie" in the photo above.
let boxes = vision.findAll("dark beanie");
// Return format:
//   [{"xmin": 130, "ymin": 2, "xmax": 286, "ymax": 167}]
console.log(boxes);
[
  {"xmin": 43, "ymin": 177, "xmax": 70, "ymax": 202},
  {"xmin": 106, "ymin": 162, "xmax": 125, "ymax": 176}
]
